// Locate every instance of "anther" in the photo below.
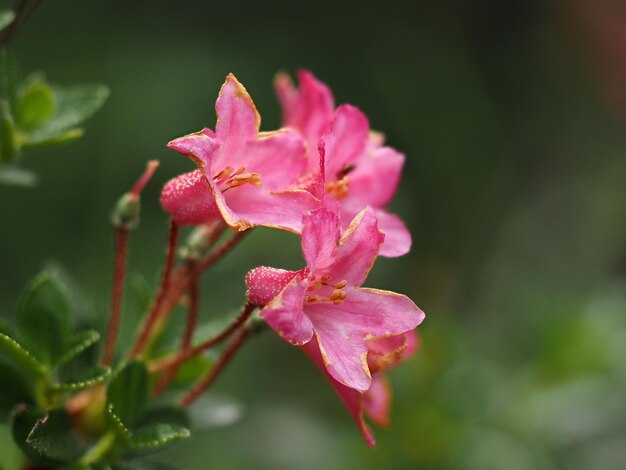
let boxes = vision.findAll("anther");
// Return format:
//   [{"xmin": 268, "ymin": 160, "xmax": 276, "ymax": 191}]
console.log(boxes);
[
  {"xmin": 329, "ymin": 289, "xmax": 343, "ymax": 301},
  {"xmin": 333, "ymin": 280, "xmax": 347, "ymax": 289},
  {"xmin": 321, "ymin": 275, "xmax": 332, "ymax": 282}
]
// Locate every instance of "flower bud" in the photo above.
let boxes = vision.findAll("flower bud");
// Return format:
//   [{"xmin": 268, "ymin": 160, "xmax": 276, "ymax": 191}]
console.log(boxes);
[{"xmin": 245, "ymin": 266, "xmax": 305, "ymax": 306}]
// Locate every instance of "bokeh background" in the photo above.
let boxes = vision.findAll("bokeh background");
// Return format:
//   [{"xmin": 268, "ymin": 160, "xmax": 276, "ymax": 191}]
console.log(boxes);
[{"xmin": 1, "ymin": 0, "xmax": 626, "ymax": 468}]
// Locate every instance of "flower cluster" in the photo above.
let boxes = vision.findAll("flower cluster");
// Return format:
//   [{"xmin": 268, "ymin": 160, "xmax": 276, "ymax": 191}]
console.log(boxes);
[{"xmin": 161, "ymin": 71, "xmax": 424, "ymax": 446}]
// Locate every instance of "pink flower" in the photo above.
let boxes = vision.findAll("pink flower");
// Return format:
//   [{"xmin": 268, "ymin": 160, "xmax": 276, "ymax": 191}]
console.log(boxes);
[
  {"xmin": 302, "ymin": 330, "xmax": 418, "ymax": 447},
  {"xmin": 275, "ymin": 70, "xmax": 412, "ymax": 257},
  {"xmin": 161, "ymin": 74, "xmax": 320, "ymax": 233},
  {"xmin": 245, "ymin": 207, "xmax": 424, "ymax": 392}
]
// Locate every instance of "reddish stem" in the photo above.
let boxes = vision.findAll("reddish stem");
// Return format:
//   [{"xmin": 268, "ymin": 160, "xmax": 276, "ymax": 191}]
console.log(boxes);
[
  {"xmin": 130, "ymin": 219, "xmax": 180, "ymax": 357},
  {"xmin": 179, "ymin": 323, "xmax": 252, "ymax": 407},
  {"xmin": 102, "ymin": 228, "xmax": 129, "ymax": 365},
  {"xmin": 146, "ymin": 229, "xmax": 250, "ymax": 341},
  {"xmin": 149, "ymin": 302, "xmax": 256, "ymax": 374},
  {"xmin": 151, "ymin": 262, "xmax": 200, "ymax": 397},
  {"xmin": 130, "ymin": 160, "xmax": 159, "ymax": 197}
]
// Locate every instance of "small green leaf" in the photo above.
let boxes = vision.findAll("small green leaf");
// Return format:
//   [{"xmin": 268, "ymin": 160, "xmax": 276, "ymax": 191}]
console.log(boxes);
[
  {"xmin": 22, "ymin": 126, "xmax": 83, "ymax": 149},
  {"xmin": 127, "ymin": 424, "xmax": 190, "ymax": 451},
  {"xmin": 0, "ymin": 332, "xmax": 47, "ymax": 377},
  {"xmin": 28, "ymin": 84, "xmax": 109, "ymax": 145},
  {"xmin": 0, "ymin": 165, "xmax": 37, "ymax": 187},
  {"xmin": 25, "ymin": 408, "xmax": 86, "ymax": 462},
  {"xmin": 11, "ymin": 405, "xmax": 51, "ymax": 463},
  {"xmin": 16, "ymin": 80, "xmax": 56, "ymax": 130},
  {"xmin": 1, "ymin": 103, "xmax": 19, "ymax": 162},
  {"xmin": 170, "ymin": 355, "xmax": 213, "ymax": 388},
  {"xmin": 16, "ymin": 271, "xmax": 72, "ymax": 366},
  {"xmin": 0, "ymin": 359, "xmax": 33, "ymax": 419},
  {"xmin": 107, "ymin": 361, "xmax": 149, "ymax": 429},
  {"xmin": 0, "ymin": 10, "xmax": 15, "ymax": 32},
  {"xmin": 57, "ymin": 329, "xmax": 100, "ymax": 366},
  {"xmin": 137, "ymin": 405, "xmax": 189, "ymax": 429},
  {"xmin": 106, "ymin": 404, "xmax": 131, "ymax": 439},
  {"xmin": 49, "ymin": 365, "xmax": 111, "ymax": 392}
]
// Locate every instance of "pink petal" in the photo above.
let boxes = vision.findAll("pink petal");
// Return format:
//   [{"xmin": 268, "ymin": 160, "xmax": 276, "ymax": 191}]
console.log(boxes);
[
  {"xmin": 344, "ymin": 145, "xmax": 405, "ymax": 209},
  {"xmin": 160, "ymin": 169, "xmax": 220, "ymax": 225},
  {"xmin": 261, "ymin": 278, "xmax": 314, "ymax": 345},
  {"xmin": 222, "ymin": 184, "xmax": 321, "ymax": 233},
  {"xmin": 245, "ymin": 129, "xmax": 307, "ymax": 190},
  {"xmin": 375, "ymin": 210, "xmax": 412, "ymax": 258},
  {"xmin": 322, "ymin": 105, "xmax": 369, "ymax": 179},
  {"xmin": 214, "ymin": 74, "xmax": 260, "ymax": 169},
  {"xmin": 301, "ymin": 208, "xmax": 341, "ymax": 272},
  {"xmin": 331, "ymin": 208, "xmax": 384, "ymax": 286},
  {"xmin": 366, "ymin": 331, "xmax": 418, "ymax": 374},
  {"xmin": 304, "ymin": 286, "xmax": 424, "ymax": 391},
  {"xmin": 274, "ymin": 70, "xmax": 335, "ymax": 158},
  {"xmin": 245, "ymin": 266, "xmax": 305, "ymax": 306},
  {"xmin": 300, "ymin": 341, "xmax": 376, "ymax": 447},
  {"xmin": 363, "ymin": 374, "xmax": 392, "ymax": 427},
  {"xmin": 167, "ymin": 129, "xmax": 219, "ymax": 168}
]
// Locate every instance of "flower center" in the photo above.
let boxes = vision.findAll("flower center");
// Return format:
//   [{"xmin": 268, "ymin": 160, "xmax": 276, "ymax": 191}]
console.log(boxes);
[
  {"xmin": 325, "ymin": 177, "xmax": 348, "ymax": 200},
  {"xmin": 305, "ymin": 274, "xmax": 348, "ymax": 305},
  {"xmin": 214, "ymin": 166, "xmax": 262, "ymax": 192}
]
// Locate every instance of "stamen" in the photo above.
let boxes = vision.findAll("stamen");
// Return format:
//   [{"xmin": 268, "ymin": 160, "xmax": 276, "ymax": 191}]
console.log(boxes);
[
  {"xmin": 333, "ymin": 280, "xmax": 347, "ymax": 289},
  {"xmin": 214, "ymin": 166, "xmax": 234, "ymax": 181},
  {"xmin": 308, "ymin": 281, "xmax": 323, "ymax": 291},
  {"xmin": 321, "ymin": 275, "xmax": 332, "ymax": 282},
  {"xmin": 329, "ymin": 289, "xmax": 343, "ymax": 301},
  {"xmin": 325, "ymin": 177, "xmax": 349, "ymax": 200},
  {"xmin": 305, "ymin": 295, "xmax": 320, "ymax": 303}
]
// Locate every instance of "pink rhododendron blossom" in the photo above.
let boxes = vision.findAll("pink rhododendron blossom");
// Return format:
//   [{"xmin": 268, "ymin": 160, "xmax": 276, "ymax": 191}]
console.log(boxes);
[
  {"xmin": 246, "ymin": 207, "xmax": 424, "ymax": 392},
  {"xmin": 162, "ymin": 73, "xmax": 320, "ymax": 232},
  {"xmin": 276, "ymin": 70, "xmax": 412, "ymax": 257},
  {"xmin": 302, "ymin": 330, "xmax": 418, "ymax": 447}
]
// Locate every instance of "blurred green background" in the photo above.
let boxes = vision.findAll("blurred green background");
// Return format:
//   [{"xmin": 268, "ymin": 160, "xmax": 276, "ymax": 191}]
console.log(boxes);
[{"xmin": 1, "ymin": 0, "xmax": 626, "ymax": 468}]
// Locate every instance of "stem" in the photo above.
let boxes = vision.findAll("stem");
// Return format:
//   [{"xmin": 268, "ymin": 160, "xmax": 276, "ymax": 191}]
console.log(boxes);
[
  {"xmin": 151, "ymin": 262, "xmax": 199, "ymax": 397},
  {"xmin": 179, "ymin": 322, "xmax": 252, "ymax": 407},
  {"xmin": 102, "ymin": 228, "xmax": 129, "ymax": 366},
  {"xmin": 195, "ymin": 229, "xmax": 248, "ymax": 273},
  {"xmin": 138, "ymin": 228, "xmax": 251, "ymax": 360},
  {"xmin": 0, "ymin": 0, "xmax": 42, "ymax": 51},
  {"xmin": 130, "ymin": 219, "xmax": 179, "ymax": 358},
  {"xmin": 149, "ymin": 302, "xmax": 256, "ymax": 374},
  {"xmin": 78, "ymin": 430, "xmax": 116, "ymax": 466}
]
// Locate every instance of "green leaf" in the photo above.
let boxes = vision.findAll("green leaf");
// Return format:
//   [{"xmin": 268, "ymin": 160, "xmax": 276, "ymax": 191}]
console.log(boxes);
[
  {"xmin": 0, "ymin": 49, "xmax": 21, "ymax": 109},
  {"xmin": 169, "ymin": 355, "xmax": 213, "ymax": 388},
  {"xmin": 24, "ymin": 408, "xmax": 86, "ymax": 462},
  {"xmin": 11, "ymin": 405, "xmax": 51, "ymax": 463},
  {"xmin": 106, "ymin": 404, "xmax": 131, "ymax": 439},
  {"xmin": 0, "ymin": 165, "xmax": 37, "ymax": 187},
  {"xmin": 0, "ymin": 10, "xmax": 14, "ymax": 32},
  {"xmin": 16, "ymin": 271, "xmax": 72, "ymax": 366},
  {"xmin": 57, "ymin": 329, "xmax": 100, "ymax": 366},
  {"xmin": 1, "ymin": 103, "xmax": 19, "ymax": 162},
  {"xmin": 22, "ymin": 126, "xmax": 83, "ymax": 149},
  {"xmin": 107, "ymin": 361, "xmax": 149, "ymax": 429},
  {"xmin": 28, "ymin": 84, "xmax": 109, "ymax": 145},
  {"xmin": 0, "ymin": 359, "xmax": 33, "ymax": 419},
  {"xmin": 16, "ymin": 80, "xmax": 56, "ymax": 130},
  {"xmin": 0, "ymin": 332, "xmax": 47, "ymax": 377},
  {"xmin": 49, "ymin": 365, "xmax": 111, "ymax": 392},
  {"xmin": 127, "ymin": 424, "xmax": 190, "ymax": 451},
  {"xmin": 137, "ymin": 405, "xmax": 189, "ymax": 429}
]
